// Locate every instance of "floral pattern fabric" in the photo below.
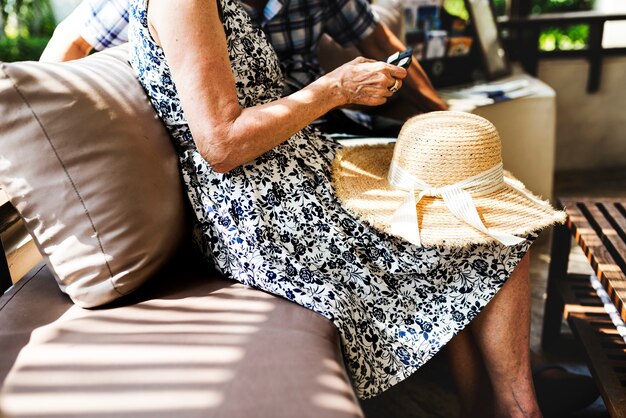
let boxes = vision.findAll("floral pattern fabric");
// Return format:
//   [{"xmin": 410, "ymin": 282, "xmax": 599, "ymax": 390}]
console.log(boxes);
[{"xmin": 128, "ymin": 0, "xmax": 535, "ymax": 399}]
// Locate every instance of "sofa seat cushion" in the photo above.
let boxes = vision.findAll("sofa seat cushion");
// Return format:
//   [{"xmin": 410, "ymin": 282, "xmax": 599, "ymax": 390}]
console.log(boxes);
[{"xmin": 0, "ymin": 256, "xmax": 363, "ymax": 418}]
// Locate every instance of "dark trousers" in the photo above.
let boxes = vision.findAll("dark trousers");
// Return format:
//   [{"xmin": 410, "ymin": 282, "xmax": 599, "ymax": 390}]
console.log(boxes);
[{"xmin": 313, "ymin": 109, "xmax": 404, "ymax": 138}]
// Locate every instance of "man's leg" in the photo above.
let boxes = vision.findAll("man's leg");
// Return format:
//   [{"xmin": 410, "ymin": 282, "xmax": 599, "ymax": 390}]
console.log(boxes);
[
  {"xmin": 314, "ymin": 109, "xmax": 403, "ymax": 138},
  {"xmin": 444, "ymin": 328, "xmax": 494, "ymax": 418}
]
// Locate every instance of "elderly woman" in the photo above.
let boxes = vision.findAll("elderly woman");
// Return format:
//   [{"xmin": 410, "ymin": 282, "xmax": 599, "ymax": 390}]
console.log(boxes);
[{"xmin": 128, "ymin": 0, "xmax": 560, "ymax": 416}]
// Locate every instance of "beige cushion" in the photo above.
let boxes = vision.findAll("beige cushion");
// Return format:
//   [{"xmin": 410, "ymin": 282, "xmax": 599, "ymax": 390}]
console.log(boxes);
[
  {"xmin": 0, "ymin": 261, "xmax": 363, "ymax": 418},
  {"xmin": 0, "ymin": 44, "xmax": 188, "ymax": 308}
]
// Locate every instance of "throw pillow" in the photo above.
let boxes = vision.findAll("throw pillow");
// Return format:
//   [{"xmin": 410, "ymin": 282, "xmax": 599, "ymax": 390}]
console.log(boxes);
[{"xmin": 0, "ymin": 44, "xmax": 188, "ymax": 308}]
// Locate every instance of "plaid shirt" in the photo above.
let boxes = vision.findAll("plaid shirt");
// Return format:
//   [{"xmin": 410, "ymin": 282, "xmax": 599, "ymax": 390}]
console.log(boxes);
[
  {"xmin": 80, "ymin": 0, "xmax": 377, "ymax": 93},
  {"xmin": 81, "ymin": 0, "xmax": 129, "ymax": 51},
  {"xmin": 80, "ymin": 0, "xmax": 378, "ymax": 128},
  {"xmin": 242, "ymin": 0, "xmax": 378, "ymax": 95}
]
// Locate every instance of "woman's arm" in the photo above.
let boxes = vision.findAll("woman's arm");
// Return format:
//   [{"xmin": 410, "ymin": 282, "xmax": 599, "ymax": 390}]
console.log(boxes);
[
  {"xmin": 356, "ymin": 22, "xmax": 447, "ymax": 112},
  {"xmin": 148, "ymin": 0, "xmax": 407, "ymax": 173}
]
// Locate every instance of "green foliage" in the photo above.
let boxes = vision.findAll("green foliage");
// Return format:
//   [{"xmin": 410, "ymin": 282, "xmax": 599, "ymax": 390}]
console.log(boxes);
[
  {"xmin": 0, "ymin": 35, "xmax": 49, "ymax": 61},
  {"xmin": 533, "ymin": 0, "xmax": 594, "ymax": 51},
  {"xmin": 1, "ymin": 0, "xmax": 56, "ymax": 37},
  {"xmin": 444, "ymin": 0, "xmax": 594, "ymax": 52},
  {"xmin": 492, "ymin": 0, "xmax": 507, "ymax": 17},
  {"xmin": 539, "ymin": 23, "xmax": 589, "ymax": 50},
  {"xmin": 443, "ymin": 0, "xmax": 469, "ymax": 21},
  {"xmin": 1, "ymin": 0, "xmax": 54, "ymax": 61},
  {"xmin": 531, "ymin": 0, "xmax": 595, "ymax": 14}
]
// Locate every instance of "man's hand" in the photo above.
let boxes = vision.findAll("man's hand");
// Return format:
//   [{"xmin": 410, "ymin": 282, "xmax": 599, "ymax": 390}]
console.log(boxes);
[
  {"xmin": 40, "ymin": 13, "xmax": 94, "ymax": 62},
  {"xmin": 357, "ymin": 22, "xmax": 447, "ymax": 113}
]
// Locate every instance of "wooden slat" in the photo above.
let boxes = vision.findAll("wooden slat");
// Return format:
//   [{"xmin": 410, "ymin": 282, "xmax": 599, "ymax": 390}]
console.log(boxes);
[
  {"xmin": 556, "ymin": 273, "xmax": 600, "ymax": 318},
  {"xmin": 570, "ymin": 315, "xmax": 626, "ymax": 418},
  {"xmin": 582, "ymin": 201, "xmax": 626, "ymax": 316},
  {"xmin": 590, "ymin": 202, "xmax": 626, "ymax": 267},
  {"xmin": 541, "ymin": 198, "xmax": 626, "ymax": 415},
  {"xmin": 550, "ymin": 197, "xmax": 626, "ymax": 416},
  {"xmin": 602, "ymin": 202, "xmax": 626, "ymax": 247},
  {"xmin": 561, "ymin": 198, "xmax": 626, "ymax": 322}
]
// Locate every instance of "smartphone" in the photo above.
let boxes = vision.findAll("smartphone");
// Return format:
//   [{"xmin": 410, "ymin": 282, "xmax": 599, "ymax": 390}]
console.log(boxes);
[{"xmin": 386, "ymin": 48, "xmax": 413, "ymax": 69}]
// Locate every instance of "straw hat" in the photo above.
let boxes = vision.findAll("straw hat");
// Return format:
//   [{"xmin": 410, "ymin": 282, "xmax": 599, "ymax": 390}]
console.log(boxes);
[{"xmin": 331, "ymin": 111, "xmax": 565, "ymax": 248}]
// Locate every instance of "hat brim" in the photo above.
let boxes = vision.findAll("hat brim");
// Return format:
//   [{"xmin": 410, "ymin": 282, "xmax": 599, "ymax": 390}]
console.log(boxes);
[{"xmin": 331, "ymin": 143, "xmax": 565, "ymax": 248}]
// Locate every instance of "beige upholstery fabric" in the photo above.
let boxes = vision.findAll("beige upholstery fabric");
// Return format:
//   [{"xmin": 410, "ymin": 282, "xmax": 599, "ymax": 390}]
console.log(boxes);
[
  {"xmin": 0, "ymin": 259, "xmax": 364, "ymax": 418},
  {"xmin": 0, "ymin": 45, "xmax": 187, "ymax": 308}
]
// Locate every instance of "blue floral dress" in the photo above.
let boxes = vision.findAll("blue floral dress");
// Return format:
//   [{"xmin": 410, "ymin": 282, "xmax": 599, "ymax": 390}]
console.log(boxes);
[{"xmin": 129, "ymin": 0, "xmax": 534, "ymax": 399}]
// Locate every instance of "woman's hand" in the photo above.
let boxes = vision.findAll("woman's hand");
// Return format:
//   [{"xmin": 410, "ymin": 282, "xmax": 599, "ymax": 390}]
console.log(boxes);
[
  {"xmin": 355, "ymin": 22, "xmax": 447, "ymax": 112},
  {"xmin": 320, "ymin": 57, "xmax": 408, "ymax": 107},
  {"xmin": 148, "ymin": 0, "xmax": 407, "ymax": 173}
]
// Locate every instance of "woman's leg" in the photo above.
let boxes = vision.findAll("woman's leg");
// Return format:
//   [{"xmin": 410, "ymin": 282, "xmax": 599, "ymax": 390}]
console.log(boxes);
[
  {"xmin": 468, "ymin": 252, "xmax": 541, "ymax": 417},
  {"xmin": 444, "ymin": 327, "xmax": 494, "ymax": 418}
]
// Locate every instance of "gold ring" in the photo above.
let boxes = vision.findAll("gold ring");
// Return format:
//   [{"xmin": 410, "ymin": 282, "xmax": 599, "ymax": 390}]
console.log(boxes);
[{"xmin": 388, "ymin": 79, "xmax": 400, "ymax": 93}]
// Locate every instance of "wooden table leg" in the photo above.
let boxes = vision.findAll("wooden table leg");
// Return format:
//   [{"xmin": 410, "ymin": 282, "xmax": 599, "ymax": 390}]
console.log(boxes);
[{"xmin": 541, "ymin": 222, "xmax": 572, "ymax": 351}]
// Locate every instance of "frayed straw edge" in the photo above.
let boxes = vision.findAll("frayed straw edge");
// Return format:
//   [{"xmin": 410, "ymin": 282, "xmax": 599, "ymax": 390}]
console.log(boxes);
[{"xmin": 331, "ymin": 145, "xmax": 567, "ymax": 249}]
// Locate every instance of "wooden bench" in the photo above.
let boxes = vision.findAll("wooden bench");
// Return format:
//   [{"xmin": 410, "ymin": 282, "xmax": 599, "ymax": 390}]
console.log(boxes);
[
  {"xmin": 0, "ymin": 191, "xmax": 19, "ymax": 292},
  {"xmin": 542, "ymin": 197, "xmax": 626, "ymax": 417}
]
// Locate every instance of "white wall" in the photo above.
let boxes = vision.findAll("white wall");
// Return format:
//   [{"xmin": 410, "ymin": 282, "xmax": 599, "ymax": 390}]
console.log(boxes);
[{"xmin": 538, "ymin": 56, "xmax": 626, "ymax": 171}]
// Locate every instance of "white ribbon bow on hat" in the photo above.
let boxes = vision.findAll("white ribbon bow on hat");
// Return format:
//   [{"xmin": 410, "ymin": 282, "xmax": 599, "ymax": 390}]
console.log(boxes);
[{"xmin": 387, "ymin": 161, "xmax": 548, "ymax": 247}]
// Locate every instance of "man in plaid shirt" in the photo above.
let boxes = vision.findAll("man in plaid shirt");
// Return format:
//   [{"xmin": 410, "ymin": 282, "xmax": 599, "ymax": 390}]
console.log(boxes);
[{"xmin": 41, "ymin": 0, "xmax": 446, "ymax": 135}]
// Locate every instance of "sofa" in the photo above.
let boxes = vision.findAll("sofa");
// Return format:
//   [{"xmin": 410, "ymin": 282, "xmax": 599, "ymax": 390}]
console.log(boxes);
[{"xmin": 0, "ymin": 44, "xmax": 366, "ymax": 417}]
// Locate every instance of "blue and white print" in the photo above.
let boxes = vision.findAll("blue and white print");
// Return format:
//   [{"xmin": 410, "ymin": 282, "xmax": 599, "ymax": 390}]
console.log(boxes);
[{"xmin": 128, "ymin": 0, "xmax": 534, "ymax": 399}]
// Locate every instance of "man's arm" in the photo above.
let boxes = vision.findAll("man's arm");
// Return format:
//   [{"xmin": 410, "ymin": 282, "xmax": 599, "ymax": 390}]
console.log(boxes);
[
  {"xmin": 40, "ymin": 0, "xmax": 129, "ymax": 63},
  {"xmin": 40, "ymin": 17, "xmax": 94, "ymax": 62},
  {"xmin": 356, "ymin": 21, "xmax": 447, "ymax": 112},
  {"xmin": 323, "ymin": 0, "xmax": 446, "ymax": 113}
]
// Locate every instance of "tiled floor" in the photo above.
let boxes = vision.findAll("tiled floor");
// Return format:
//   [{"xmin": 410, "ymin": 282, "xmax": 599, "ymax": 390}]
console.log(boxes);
[{"xmin": 362, "ymin": 167, "xmax": 626, "ymax": 418}]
